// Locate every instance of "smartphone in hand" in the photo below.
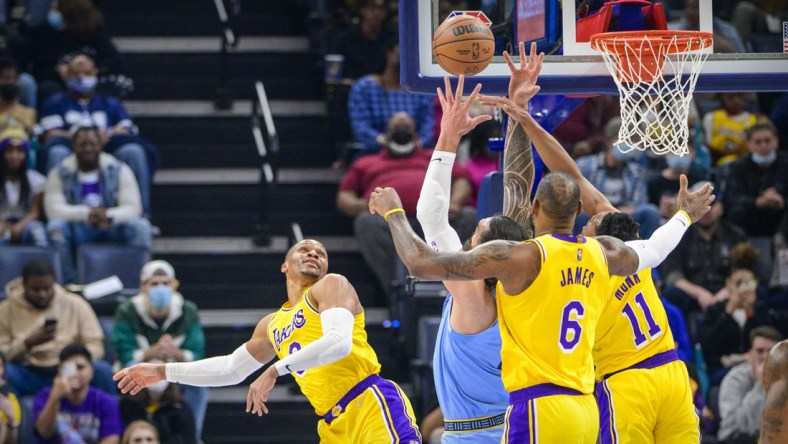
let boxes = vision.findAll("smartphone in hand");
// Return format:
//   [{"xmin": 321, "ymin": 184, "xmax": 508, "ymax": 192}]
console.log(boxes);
[{"xmin": 61, "ymin": 362, "xmax": 77, "ymax": 378}]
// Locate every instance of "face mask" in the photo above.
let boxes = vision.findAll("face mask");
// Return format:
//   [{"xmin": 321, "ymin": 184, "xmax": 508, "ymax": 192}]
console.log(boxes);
[
  {"xmin": 665, "ymin": 154, "xmax": 692, "ymax": 172},
  {"xmin": 47, "ymin": 10, "xmax": 64, "ymax": 30},
  {"xmin": 0, "ymin": 84, "xmax": 19, "ymax": 102},
  {"xmin": 66, "ymin": 76, "xmax": 98, "ymax": 95},
  {"xmin": 147, "ymin": 380, "xmax": 169, "ymax": 397},
  {"xmin": 148, "ymin": 286, "xmax": 172, "ymax": 310},
  {"xmin": 387, "ymin": 130, "xmax": 416, "ymax": 155},
  {"xmin": 751, "ymin": 151, "xmax": 776, "ymax": 166}
]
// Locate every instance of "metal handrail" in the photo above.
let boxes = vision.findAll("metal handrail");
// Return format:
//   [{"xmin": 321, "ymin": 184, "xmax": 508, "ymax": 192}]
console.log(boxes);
[
  {"xmin": 212, "ymin": 0, "xmax": 239, "ymax": 109},
  {"xmin": 212, "ymin": 0, "xmax": 236, "ymax": 46},
  {"xmin": 251, "ymin": 80, "xmax": 279, "ymax": 246}
]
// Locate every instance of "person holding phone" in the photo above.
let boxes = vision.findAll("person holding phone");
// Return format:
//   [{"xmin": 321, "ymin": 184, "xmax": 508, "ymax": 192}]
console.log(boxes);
[
  {"xmin": 33, "ymin": 343, "xmax": 122, "ymax": 444},
  {"xmin": 0, "ymin": 259, "xmax": 113, "ymax": 397}
]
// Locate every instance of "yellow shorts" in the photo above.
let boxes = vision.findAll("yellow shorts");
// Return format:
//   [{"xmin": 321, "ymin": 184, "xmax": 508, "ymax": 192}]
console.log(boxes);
[
  {"xmin": 502, "ymin": 384, "xmax": 598, "ymax": 443},
  {"xmin": 596, "ymin": 359, "xmax": 699, "ymax": 444},
  {"xmin": 317, "ymin": 376, "xmax": 421, "ymax": 443}
]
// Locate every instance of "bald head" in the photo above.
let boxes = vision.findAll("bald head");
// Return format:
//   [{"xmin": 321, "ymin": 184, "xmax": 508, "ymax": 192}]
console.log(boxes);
[{"xmin": 534, "ymin": 173, "xmax": 581, "ymax": 222}]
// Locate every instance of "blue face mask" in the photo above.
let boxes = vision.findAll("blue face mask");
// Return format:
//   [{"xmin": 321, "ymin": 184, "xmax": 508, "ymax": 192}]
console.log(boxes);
[
  {"xmin": 751, "ymin": 151, "xmax": 776, "ymax": 166},
  {"xmin": 66, "ymin": 76, "xmax": 98, "ymax": 95},
  {"xmin": 148, "ymin": 286, "xmax": 172, "ymax": 310},
  {"xmin": 47, "ymin": 10, "xmax": 64, "ymax": 30},
  {"xmin": 665, "ymin": 154, "xmax": 693, "ymax": 172}
]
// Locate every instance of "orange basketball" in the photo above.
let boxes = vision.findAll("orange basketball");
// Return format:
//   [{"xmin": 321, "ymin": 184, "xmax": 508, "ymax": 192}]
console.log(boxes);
[{"xmin": 432, "ymin": 15, "xmax": 495, "ymax": 76}]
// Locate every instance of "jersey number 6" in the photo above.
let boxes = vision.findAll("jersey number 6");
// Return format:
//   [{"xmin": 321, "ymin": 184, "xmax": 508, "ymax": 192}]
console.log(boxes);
[{"xmin": 559, "ymin": 300, "xmax": 585, "ymax": 353}]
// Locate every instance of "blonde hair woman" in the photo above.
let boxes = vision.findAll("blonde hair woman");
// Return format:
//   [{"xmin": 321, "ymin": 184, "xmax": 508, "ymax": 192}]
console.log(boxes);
[{"xmin": 121, "ymin": 421, "xmax": 159, "ymax": 444}]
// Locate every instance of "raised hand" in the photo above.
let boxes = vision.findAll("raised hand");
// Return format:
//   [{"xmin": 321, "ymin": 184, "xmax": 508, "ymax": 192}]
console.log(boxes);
[
  {"xmin": 504, "ymin": 41, "xmax": 544, "ymax": 108},
  {"xmin": 676, "ymin": 175, "xmax": 715, "ymax": 223},
  {"xmin": 436, "ymin": 75, "xmax": 492, "ymax": 141},
  {"xmin": 113, "ymin": 363, "xmax": 166, "ymax": 395}
]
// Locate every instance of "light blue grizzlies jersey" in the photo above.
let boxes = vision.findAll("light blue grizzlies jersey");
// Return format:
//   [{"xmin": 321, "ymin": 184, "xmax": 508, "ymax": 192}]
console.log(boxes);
[{"xmin": 434, "ymin": 295, "xmax": 508, "ymax": 443}]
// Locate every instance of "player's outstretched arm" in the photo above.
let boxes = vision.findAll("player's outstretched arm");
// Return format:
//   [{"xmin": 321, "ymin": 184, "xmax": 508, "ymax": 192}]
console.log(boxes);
[
  {"xmin": 761, "ymin": 340, "xmax": 788, "ymax": 443},
  {"xmin": 114, "ymin": 314, "xmax": 275, "ymax": 395},
  {"xmin": 500, "ymin": 42, "xmax": 542, "ymax": 227},
  {"xmin": 599, "ymin": 175, "xmax": 714, "ymax": 276},
  {"xmin": 482, "ymin": 94, "xmax": 615, "ymax": 216},
  {"xmin": 371, "ymin": 187, "xmax": 538, "ymax": 289},
  {"xmin": 418, "ymin": 76, "xmax": 489, "ymax": 300}
]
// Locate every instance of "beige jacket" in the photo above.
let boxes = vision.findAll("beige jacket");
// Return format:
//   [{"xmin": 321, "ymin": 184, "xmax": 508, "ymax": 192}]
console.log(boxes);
[{"xmin": 0, "ymin": 278, "xmax": 105, "ymax": 368}]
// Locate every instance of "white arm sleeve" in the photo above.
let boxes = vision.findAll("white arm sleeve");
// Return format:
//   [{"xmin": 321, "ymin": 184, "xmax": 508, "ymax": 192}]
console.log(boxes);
[
  {"xmin": 626, "ymin": 210, "xmax": 692, "ymax": 272},
  {"xmin": 273, "ymin": 307, "xmax": 354, "ymax": 376},
  {"xmin": 165, "ymin": 343, "xmax": 263, "ymax": 386},
  {"xmin": 416, "ymin": 151, "xmax": 463, "ymax": 252}
]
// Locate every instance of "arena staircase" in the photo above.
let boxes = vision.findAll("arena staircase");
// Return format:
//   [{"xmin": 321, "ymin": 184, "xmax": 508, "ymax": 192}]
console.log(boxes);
[{"xmin": 99, "ymin": 1, "xmax": 394, "ymax": 442}]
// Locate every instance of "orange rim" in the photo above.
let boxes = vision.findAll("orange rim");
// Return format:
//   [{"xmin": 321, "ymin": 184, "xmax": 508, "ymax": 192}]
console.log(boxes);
[{"xmin": 590, "ymin": 30, "xmax": 713, "ymax": 54}]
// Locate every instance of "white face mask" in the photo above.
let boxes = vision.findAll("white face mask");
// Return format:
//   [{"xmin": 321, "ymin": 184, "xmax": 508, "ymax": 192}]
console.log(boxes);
[{"xmin": 147, "ymin": 380, "xmax": 169, "ymax": 398}]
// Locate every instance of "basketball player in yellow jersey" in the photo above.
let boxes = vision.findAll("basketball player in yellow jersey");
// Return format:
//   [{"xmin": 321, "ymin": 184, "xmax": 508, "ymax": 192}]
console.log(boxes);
[
  {"xmin": 584, "ymin": 212, "xmax": 699, "ymax": 443},
  {"xmin": 480, "ymin": 92, "xmax": 700, "ymax": 443},
  {"xmin": 113, "ymin": 239, "xmax": 421, "ymax": 443},
  {"xmin": 368, "ymin": 172, "xmax": 713, "ymax": 443}
]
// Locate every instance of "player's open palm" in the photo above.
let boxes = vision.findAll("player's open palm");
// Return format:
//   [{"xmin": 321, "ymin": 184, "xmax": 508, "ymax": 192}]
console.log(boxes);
[
  {"xmin": 437, "ymin": 75, "xmax": 491, "ymax": 139},
  {"xmin": 676, "ymin": 174, "xmax": 715, "ymax": 222},
  {"xmin": 505, "ymin": 41, "xmax": 544, "ymax": 107},
  {"xmin": 113, "ymin": 363, "xmax": 165, "ymax": 395},
  {"xmin": 246, "ymin": 367, "xmax": 277, "ymax": 416}
]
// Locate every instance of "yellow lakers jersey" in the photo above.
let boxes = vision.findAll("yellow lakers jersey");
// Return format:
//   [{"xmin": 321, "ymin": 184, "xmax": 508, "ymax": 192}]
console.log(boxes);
[
  {"xmin": 267, "ymin": 289, "xmax": 381, "ymax": 416},
  {"xmin": 497, "ymin": 234, "xmax": 610, "ymax": 395},
  {"xmin": 593, "ymin": 269, "xmax": 676, "ymax": 380}
]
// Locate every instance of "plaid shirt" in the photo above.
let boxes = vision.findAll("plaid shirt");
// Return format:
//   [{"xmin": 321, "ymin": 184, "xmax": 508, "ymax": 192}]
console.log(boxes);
[
  {"xmin": 348, "ymin": 75, "xmax": 434, "ymax": 153},
  {"xmin": 577, "ymin": 152, "xmax": 648, "ymax": 207}
]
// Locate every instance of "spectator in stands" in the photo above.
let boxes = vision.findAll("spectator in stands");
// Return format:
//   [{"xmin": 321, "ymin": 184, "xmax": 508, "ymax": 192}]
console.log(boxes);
[
  {"xmin": 700, "ymin": 243, "xmax": 779, "ymax": 384},
  {"xmin": 668, "ymin": 0, "xmax": 747, "ymax": 53},
  {"xmin": 21, "ymin": 0, "xmax": 127, "ymax": 101},
  {"xmin": 337, "ymin": 112, "xmax": 476, "ymax": 299},
  {"xmin": 112, "ymin": 260, "xmax": 206, "ymax": 442},
  {"xmin": 770, "ymin": 92, "xmax": 788, "ymax": 151},
  {"xmin": 552, "ymin": 95, "xmax": 620, "ymax": 158},
  {"xmin": 463, "ymin": 119, "xmax": 500, "ymax": 207},
  {"xmin": 44, "ymin": 126, "xmax": 152, "ymax": 284},
  {"xmin": 330, "ymin": 0, "xmax": 394, "ymax": 83},
  {"xmin": 703, "ymin": 92, "xmax": 758, "ymax": 166},
  {"xmin": 119, "ymin": 358, "xmax": 196, "ymax": 444},
  {"xmin": 33, "ymin": 343, "xmax": 122, "ymax": 444},
  {"xmin": 575, "ymin": 117, "xmax": 661, "ymax": 238},
  {"xmin": 0, "ymin": 59, "xmax": 35, "ymax": 135},
  {"xmin": 0, "ymin": 126, "xmax": 47, "ymax": 247},
  {"xmin": 661, "ymin": 181, "xmax": 748, "ymax": 313},
  {"xmin": 717, "ymin": 326, "xmax": 782, "ymax": 444},
  {"xmin": 731, "ymin": 0, "xmax": 788, "ymax": 52},
  {"xmin": 0, "ymin": 351, "xmax": 21, "ymax": 444},
  {"xmin": 348, "ymin": 43, "xmax": 435, "ymax": 155},
  {"xmin": 724, "ymin": 119, "xmax": 787, "ymax": 238},
  {"xmin": 121, "ymin": 421, "xmax": 159, "ymax": 444},
  {"xmin": 0, "ymin": 259, "xmax": 115, "ymax": 397},
  {"xmin": 38, "ymin": 53, "xmax": 152, "ymax": 216}
]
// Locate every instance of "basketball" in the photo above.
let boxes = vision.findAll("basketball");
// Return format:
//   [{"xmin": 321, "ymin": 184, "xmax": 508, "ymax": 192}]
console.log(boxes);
[{"xmin": 432, "ymin": 15, "xmax": 494, "ymax": 76}]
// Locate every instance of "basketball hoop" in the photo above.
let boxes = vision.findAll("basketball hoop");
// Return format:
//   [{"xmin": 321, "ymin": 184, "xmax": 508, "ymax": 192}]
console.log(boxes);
[{"xmin": 591, "ymin": 30, "xmax": 713, "ymax": 156}]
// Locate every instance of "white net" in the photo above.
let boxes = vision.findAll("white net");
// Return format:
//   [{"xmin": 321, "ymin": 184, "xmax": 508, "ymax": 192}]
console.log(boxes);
[{"xmin": 591, "ymin": 31, "xmax": 713, "ymax": 156}]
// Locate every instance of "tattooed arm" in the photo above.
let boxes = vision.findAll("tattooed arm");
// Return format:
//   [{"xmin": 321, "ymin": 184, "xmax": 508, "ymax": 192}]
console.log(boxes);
[
  {"xmin": 761, "ymin": 340, "xmax": 788, "ymax": 444},
  {"xmin": 503, "ymin": 119, "xmax": 534, "ymax": 227},
  {"xmin": 370, "ymin": 186, "xmax": 540, "ymax": 292}
]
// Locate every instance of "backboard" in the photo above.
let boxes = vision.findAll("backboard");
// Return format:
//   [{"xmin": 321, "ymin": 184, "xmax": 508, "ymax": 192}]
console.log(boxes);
[{"xmin": 400, "ymin": 0, "xmax": 788, "ymax": 95}]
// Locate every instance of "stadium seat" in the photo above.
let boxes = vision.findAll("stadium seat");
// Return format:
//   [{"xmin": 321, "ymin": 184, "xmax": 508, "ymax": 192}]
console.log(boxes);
[
  {"xmin": 76, "ymin": 245, "xmax": 151, "ymax": 290},
  {"xmin": 477, "ymin": 171, "xmax": 503, "ymax": 221},
  {"xmin": 411, "ymin": 315, "xmax": 442, "ymax": 418},
  {"xmin": 0, "ymin": 247, "xmax": 63, "ymax": 298}
]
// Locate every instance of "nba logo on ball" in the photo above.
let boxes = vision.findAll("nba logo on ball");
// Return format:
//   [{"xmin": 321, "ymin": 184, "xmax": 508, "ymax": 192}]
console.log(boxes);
[{"xmin": 433, "ymin": 11, "xmax": 495, "ymax": 76}]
